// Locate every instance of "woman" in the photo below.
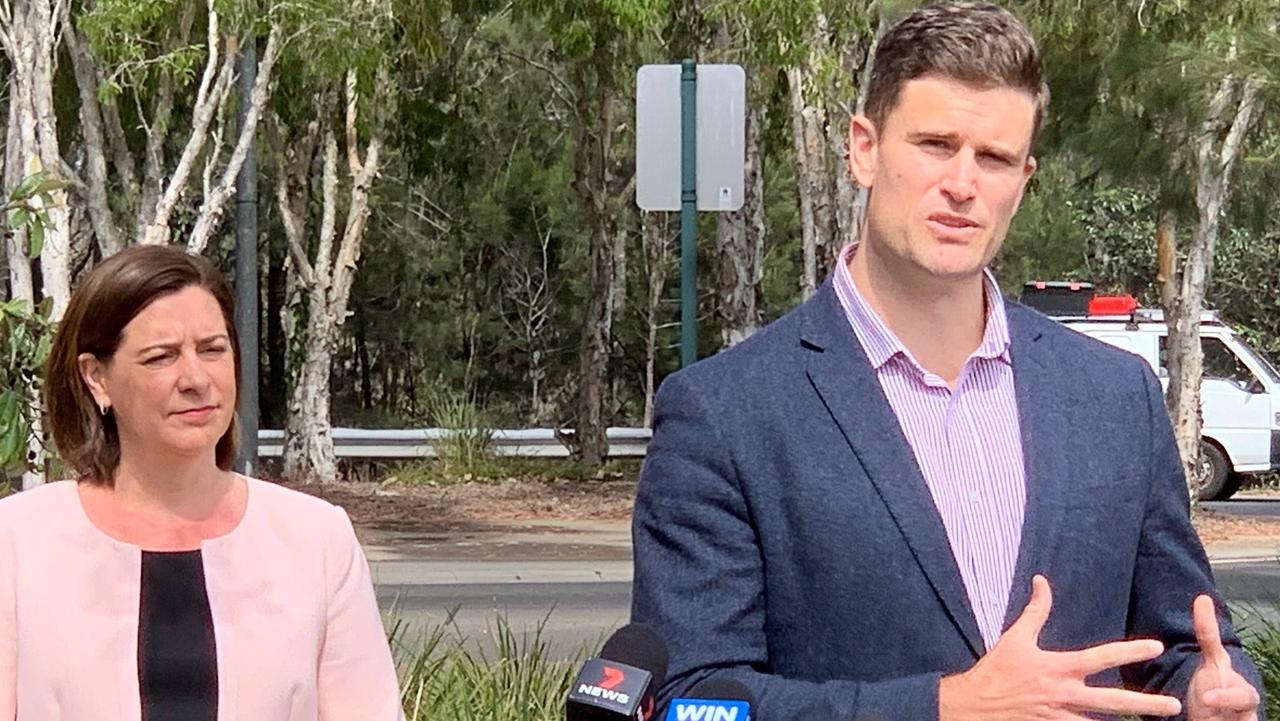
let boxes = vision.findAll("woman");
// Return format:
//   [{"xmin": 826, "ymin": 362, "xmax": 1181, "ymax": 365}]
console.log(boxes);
[{"xmin": 0, "ymin": 245, "xmax": 404, "ymax": 720}]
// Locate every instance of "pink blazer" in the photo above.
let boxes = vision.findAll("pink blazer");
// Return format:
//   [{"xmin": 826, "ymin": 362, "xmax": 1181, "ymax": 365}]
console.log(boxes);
[{"xmin": 0, "ymin": 478, "xmax": 405, "ymax": 720}]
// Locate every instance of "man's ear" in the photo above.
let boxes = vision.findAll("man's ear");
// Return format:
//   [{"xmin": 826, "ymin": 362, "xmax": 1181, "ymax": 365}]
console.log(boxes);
[
  {"xmin": 77, "ymin": 353, "xmax": 112, "ymax": 413},
  {"xmin": 1010, "ymin": 154, "xmax": 1038, "ymax": 216},
  {"xmin": 848, "ymin": 114, "xmax": 879, "ymax": 189}
]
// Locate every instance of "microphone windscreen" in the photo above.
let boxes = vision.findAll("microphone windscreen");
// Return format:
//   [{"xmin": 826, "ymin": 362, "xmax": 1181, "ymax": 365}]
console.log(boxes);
[{"xmin": 600, "ymin": 623, "xmax": 669, "ymax": 688}]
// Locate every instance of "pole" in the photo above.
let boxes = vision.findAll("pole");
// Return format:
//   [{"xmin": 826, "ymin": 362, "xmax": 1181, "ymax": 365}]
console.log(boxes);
[
  {"xmin": 234, "ymin": 40, "xmax": 259, "ymax": 474},
  {"xmin": 680, "ymin": 59, "xmax": 697, "ymax": 368}
]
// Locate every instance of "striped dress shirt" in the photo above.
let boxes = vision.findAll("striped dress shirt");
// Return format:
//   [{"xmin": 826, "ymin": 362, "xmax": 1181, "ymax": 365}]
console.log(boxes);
[{"xmin": 832, "ymin": 244, "xmax": 1027, "ymax": 650}]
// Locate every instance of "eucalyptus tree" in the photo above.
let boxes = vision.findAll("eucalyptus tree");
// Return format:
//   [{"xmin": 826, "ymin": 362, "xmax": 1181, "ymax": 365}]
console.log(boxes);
[
  {"xmin": 515, "ymin": 0, "xmax": 670, "ymax": 465},
  {"xmin": 1024, "ymin": 0, "xmax": 1277, "ymax": 500},
  {"xmin": 76, "ymin": 0, "xmax": 282, "ymax": 251}
]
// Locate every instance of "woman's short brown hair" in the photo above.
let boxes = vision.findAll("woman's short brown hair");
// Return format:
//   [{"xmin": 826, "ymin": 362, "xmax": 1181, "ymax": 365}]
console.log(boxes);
[
  {"xmin": 44, "ymin": 245, "xmax": 241, "ymax": 485},
  {"xmin": 865, "ymin": 1, "xmax": 1050, "ymax": 145}
]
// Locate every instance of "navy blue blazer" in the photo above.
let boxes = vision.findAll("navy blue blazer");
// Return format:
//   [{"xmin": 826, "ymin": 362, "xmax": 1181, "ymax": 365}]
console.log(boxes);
[{"xmin": 630, "ymin": 278, "xmax": 1263, "ymax": 721}]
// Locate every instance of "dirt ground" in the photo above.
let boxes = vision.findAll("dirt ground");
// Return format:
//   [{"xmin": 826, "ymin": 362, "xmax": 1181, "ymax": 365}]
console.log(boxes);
[
  {"xmin": 281, "ymin": 478, "xmax": 636, "ymax": 532},
  {"xmin": 282, "ymin": 478, "xmax": 1280, "ymax": 545}
]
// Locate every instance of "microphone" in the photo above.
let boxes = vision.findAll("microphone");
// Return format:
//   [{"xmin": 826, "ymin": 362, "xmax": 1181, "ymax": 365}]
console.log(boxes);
[
  {"xmin": 662, "ymin": 677, "xmax": 754, "ymax": 721},
  {"xmin": 566, "ymin": 623, "xmax": 669, "ymax": 720}
]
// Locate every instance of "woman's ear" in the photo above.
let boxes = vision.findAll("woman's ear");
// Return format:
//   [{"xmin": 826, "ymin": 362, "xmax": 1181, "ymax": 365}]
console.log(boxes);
[
  {"xmin": 848, "ymin": 114, "xmax": 879, "ymax": 189},
  {"xmin": 77, "ymin": 353, "xmax": 112, "ymax": 414}
]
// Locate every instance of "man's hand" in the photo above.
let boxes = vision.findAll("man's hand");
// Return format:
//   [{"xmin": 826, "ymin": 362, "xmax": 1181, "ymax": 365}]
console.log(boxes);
[
  {"xmin": 1186, "ymin": 594, "xmax": 1260, "ymax": 721},
  {"xmin": 939, "ymin": 575, "xmax": 1183, "ymax": 721}
]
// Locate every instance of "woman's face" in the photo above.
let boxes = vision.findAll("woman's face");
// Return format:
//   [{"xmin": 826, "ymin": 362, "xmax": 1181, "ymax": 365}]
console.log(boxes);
[{"xmin": 79, "ymin": 286, "xmax": 237, "ymax": 466}]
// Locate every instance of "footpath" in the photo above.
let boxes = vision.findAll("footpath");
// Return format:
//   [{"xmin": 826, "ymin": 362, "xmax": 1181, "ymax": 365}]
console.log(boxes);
[{"xmin": 360, "ymin": 517, "xmax": 1280, "ymax": 584}]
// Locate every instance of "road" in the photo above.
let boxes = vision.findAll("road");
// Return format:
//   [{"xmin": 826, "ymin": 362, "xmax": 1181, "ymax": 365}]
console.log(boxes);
[
  {"xmin": 374, "ymin": 558, "xmax": 1280, "ymax": 659},
  {"xmin": 1203, "ymin": 495, "xmax": 1280, "ymax": 519},
  {"xmin": 368, "ymin": 499, "xmax": 1280, "ymax": 658}
]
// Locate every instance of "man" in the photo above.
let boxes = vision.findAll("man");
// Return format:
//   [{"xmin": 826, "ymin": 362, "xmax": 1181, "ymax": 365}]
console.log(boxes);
[{"xmin": 629, "ymin": 3, "xmax": 1265, "ymax": 720}]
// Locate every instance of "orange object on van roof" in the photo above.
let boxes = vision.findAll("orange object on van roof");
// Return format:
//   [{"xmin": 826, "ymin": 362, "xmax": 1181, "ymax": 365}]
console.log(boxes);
[{"xmin": 1087, "ymin": 295, "xmax": 1139, "ymax": 316}]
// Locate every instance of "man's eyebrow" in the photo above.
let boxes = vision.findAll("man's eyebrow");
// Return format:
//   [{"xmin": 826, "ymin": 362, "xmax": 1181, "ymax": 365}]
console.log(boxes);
[{"xmin": 905, "ymin": 131, "xmax": 961, "ymax": 142}]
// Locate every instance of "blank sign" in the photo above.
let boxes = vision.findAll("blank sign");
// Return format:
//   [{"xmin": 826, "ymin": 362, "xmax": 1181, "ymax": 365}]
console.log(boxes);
[{"xmin": 636, "ymin": 64, "xmax": 745, "ymax": 212}]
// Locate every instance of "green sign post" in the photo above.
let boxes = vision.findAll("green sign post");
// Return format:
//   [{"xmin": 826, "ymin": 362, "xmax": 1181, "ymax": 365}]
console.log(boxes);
[{"xmin": 679, "ymin": 59, "xmax": 698, "ymax": 368}]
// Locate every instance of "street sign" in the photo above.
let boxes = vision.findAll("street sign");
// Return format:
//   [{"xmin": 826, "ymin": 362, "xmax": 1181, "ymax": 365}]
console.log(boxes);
[{"xmin": 635, "ymin": 64, "xmax": 745, "ymax": 212}]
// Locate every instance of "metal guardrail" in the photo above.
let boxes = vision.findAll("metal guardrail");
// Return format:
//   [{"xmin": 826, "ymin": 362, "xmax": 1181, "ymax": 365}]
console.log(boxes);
[{"xmin": 256, "ymin": 427, "xmax": 653, "ymax": 459}]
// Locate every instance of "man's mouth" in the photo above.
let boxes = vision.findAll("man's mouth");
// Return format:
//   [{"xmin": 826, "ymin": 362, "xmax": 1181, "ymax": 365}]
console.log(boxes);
[{"xmin": 928, "ymin": 213, "xmax": 979, "ymax": 229}]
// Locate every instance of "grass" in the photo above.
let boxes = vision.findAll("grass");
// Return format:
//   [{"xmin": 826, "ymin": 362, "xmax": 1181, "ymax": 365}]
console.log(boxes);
[
  {"xmin": 1239, "ymin": 606, "xmax": 1280, "ymax": 720},
  {"xmin": 386, "ymin": 456, "xmax": 642, "ymax": 486},
  {"xmin": 389, "ymin": 607, "xmax": 1280, "ymax": 720},
  {"xmin": 393, "ymin": 611, "xmax": 585, "ymax": 721}
]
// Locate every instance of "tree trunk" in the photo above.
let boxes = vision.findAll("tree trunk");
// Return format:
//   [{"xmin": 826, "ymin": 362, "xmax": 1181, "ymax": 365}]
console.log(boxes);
[
  {"xmin": 568, "ymin": 72, "xmax": 617, "ymax": 466},
  {"xmin": 278, "ymin": 70, "xmax": 386, "ymax": 483},
  {"xmin": 261, "ymin": 230, "xmax": 287, "ymax": 428},
  {"xmin": 788, "ymin": 67, "xmax": 819, "ymax": 298},
  {"xmin": 849, "ymin": 9, "xmax": 889, "ymax": 246},
  {"xmin": 2, "ymin": 0, "xmax": 74, "ymax": 488},
  {"xmin": 716, "ymin": 96, "xmax": 766, "ymax": 348},
  {"xmin": 283, "ymin": 298, "xmax": 338, "ymax": 483},
  {"xmin": 641, "ymin": 210, "xmax": 672, "ymax": 428},
  {"xmin": 1163, "ymin": 73, "xmax": 1262, "ymax": 504},
  {"xmin": 65, "ymin": 21, "xmax": 122, "ymax": 257}
]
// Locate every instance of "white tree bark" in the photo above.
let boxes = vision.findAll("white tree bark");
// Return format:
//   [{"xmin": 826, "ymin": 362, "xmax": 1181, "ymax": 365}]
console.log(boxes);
[
  {"xmin": 140, "ymin": 4, "xmax": 237, "ymax": 246},
  {"xmin": 788, "ymin": 67, "xmax": 820, "ymax": 298},
  {"xmin": 640, "ymin": 210, "xmax": 672, "ymax": 428},
  {"xmin": 1164, "ymin": 72, "xmax": 1263, "ymax": 504},
  {"xmin": 1, "ymin": 0, "xmax": 73, "ymax": 488},
  {"xmin": 280, "ymin": 69, "xmax": 388, "ymax": 484},
  {"xmin": 187, "ymin": 25, "xmax": 281, "ymax": 254}
]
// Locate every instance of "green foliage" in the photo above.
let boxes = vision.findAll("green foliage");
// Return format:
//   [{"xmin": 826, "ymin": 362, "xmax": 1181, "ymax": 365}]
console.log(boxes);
[
  {"xmin": 424, "ymin": 385, "xmax": 494, "ymax": 479},
  {"xmin": 1237, "ymin": 603, "xmax": 1280, "ymax": 720},
  {"xmin": 387, "ymin": 456, "xmax": 640, "ymax": 485},
  {"xmin": 0, "ymin": 299, "xmax": 52, "ymax": 478},
  {"xmin": 394, "ymin": 613, "xmax": 582, "ymax": 721},
  {"xmin": 0, "ymin": 170, "xmax": 65, "ymax": 480},
  {"xmin": 78, "ymin": 0, "xmax": 209, "ymax": 99},
  {"xmin": 6, "ymin": 171, "xmax": 67, "ymax": 260}
]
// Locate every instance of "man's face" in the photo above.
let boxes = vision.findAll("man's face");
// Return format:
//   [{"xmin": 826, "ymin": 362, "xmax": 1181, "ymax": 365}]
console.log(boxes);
[{"xmin": 848, "ymin": 75, "xmax": 1037, "ymax": 285}]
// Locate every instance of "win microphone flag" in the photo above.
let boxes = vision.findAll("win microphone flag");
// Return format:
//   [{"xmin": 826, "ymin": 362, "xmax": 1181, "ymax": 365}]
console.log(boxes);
[
  {"xmin": 566, "ymin": 624, "xmax": 669, "ymax": 720},
  {"xmin": 662, "ymin": 677, "xmax": 753, "ymax": 721}
]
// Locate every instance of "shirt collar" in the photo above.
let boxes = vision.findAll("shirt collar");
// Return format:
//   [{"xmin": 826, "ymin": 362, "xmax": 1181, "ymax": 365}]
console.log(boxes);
[{"xmin": 832, "ymin": 243, "xmax": 1011, "ymax": 371}]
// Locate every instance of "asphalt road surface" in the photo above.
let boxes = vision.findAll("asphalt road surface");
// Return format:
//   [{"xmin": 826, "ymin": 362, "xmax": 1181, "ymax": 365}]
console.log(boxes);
[
  {"xmin": 1203, "ymin": 496, "xmax": 1280, "ymax": 519},
  {"xmin": 376, "ymin": 559, "xmax": 1280, "ymax": 660}
]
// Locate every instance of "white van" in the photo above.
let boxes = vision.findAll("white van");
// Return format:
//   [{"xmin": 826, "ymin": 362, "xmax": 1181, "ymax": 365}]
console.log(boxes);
[{"xmin": 1022, "ymin": 282, "xmax": 1280, "ymax": 500}]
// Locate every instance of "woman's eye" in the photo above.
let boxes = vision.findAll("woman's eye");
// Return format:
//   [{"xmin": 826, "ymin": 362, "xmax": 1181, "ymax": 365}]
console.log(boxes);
[
  {"xmin": 201, "ymin": 345, "xmax": 227, "ymax": 356},
  {"xmin": 144, "ymin": 354, "xmax": 171, "ymax": 366}
]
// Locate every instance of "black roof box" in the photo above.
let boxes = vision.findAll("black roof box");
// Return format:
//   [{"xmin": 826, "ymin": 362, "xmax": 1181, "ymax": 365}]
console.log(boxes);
[{"xmin": 1019, "ymin": 280, "xmax": 1095, "ymax": 317}]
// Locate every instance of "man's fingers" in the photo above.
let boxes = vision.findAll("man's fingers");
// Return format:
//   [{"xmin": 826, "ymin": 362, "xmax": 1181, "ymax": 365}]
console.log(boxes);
[
  {"xmin": 1068, "ymin": 686, "xmax": 1182, "ymax": 717},
  {"xmin": 1066, "ymin": 638, "xmax": 1166, "ymax": 676},
  {"xmin": 1201, "ymin": 683, "xmax": 1260, "ymax": 712},
  {"xmin": 1009, "ymin": 574, "xmax": 1053, "ymax": 641},
  {"xmin": 1192, "ymin": 594, "xmax": 1232, "ymax": 666}
]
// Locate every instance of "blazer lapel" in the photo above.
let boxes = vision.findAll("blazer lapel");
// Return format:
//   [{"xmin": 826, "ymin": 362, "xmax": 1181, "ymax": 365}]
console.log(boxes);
[
  {"xmin": 801, "ymin": 281, "xmax": 985, "ymax": 658},
  {"xmin": 1002, "ymin": 304, "xmax": 1077, "ymax": 631}
]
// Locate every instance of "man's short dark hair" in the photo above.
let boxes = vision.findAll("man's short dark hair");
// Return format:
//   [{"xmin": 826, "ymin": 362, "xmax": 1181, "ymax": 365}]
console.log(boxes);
[{"xmin": 864, "ymin": 1, "xmax": 1050, "ymax": 145}]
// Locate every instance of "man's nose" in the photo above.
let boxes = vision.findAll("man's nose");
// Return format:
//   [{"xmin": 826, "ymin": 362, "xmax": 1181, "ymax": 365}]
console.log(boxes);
[{"xmin": 939, "ymin": 149, "xmax": 978, "ymax": 203}]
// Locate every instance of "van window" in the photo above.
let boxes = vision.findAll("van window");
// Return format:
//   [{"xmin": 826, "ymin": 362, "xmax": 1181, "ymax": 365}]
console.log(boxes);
[
  {"xmin": 1236, "ymin": 341, "xmax": 1280, "ymax": 383},
  {"xmin": 1158, "ymin": 336, "xmax": 1259, "ymax": 387}
]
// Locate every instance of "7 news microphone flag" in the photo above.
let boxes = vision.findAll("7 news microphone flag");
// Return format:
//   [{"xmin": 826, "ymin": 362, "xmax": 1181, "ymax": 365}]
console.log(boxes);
[{"xmin": 566, "ymin": 624, "xmax": 669, "ymax": 720}]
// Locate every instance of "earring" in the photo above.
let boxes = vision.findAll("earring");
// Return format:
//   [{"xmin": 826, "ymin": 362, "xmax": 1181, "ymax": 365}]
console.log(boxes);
[{"xmin": 98, "ymin": 402, "xmax": 110, "ymax": 416}]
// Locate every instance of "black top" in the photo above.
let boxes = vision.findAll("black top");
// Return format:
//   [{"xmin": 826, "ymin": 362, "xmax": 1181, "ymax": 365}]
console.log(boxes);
[{"xmin": 138, "ymin": 550, "xmax": 218, "ymax": 721}]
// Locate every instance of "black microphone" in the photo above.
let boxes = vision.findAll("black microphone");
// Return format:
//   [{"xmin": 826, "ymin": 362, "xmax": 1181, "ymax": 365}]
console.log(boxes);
[
  {"xmin": 662, "ymin": 677, "xmax": 754, "ymax": 721},
  {"xmin": 566, "ymin": 623, "xmax": 669, "ymax": 720}
]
